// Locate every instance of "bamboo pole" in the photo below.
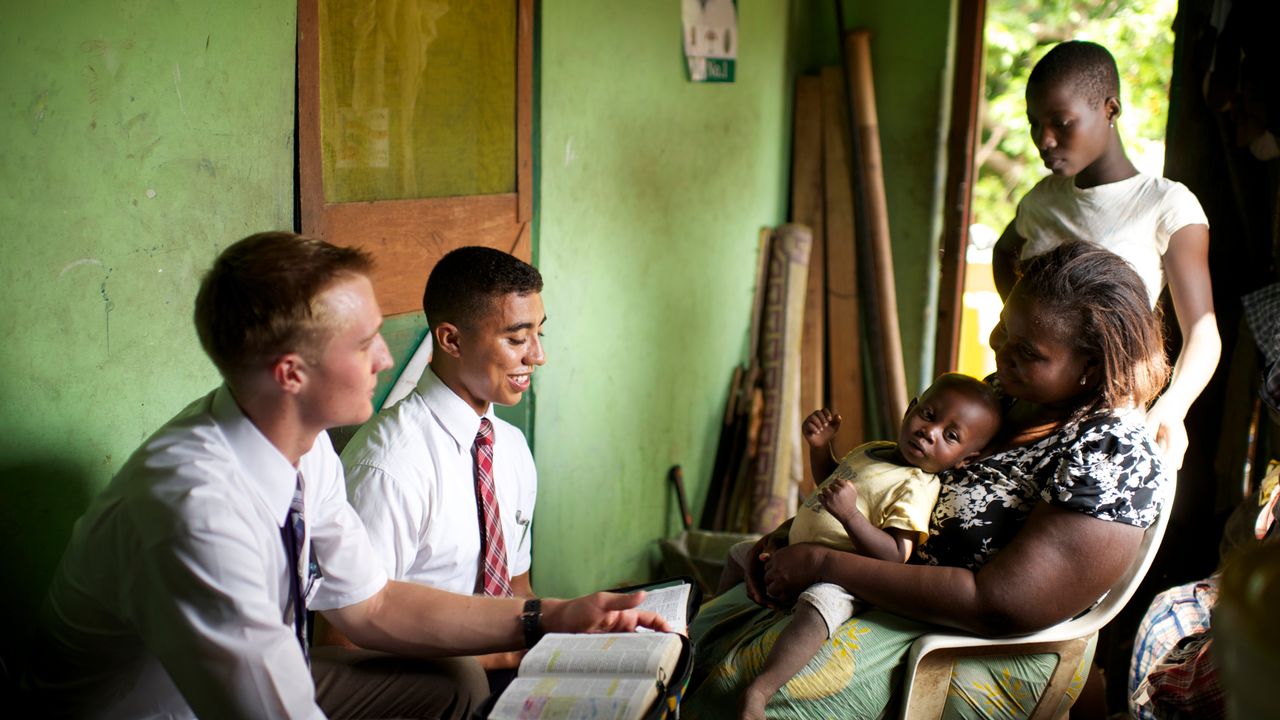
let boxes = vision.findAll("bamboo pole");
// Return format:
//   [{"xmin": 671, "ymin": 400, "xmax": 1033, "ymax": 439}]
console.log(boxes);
[{"xmin": 844, "ymin": 29, "xmax": 909, "ymax": 429}]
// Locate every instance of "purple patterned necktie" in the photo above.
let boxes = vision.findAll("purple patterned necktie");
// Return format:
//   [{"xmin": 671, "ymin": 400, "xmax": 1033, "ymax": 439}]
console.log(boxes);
[
  {"xmin": 281, "ymin": 473, "xmax": 309, "ymax": 660},
  {"xmin": 473, "ymin": 418, "xmax": 513, "ymax": 596}
]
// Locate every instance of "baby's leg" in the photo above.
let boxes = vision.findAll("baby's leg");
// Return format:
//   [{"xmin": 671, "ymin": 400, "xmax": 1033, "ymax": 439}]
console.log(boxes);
[
  {"xmin": 738, "ymin": 602, "xmax": 830, "ymax": 720},
  {"xmin": 717, "ymin": 539, "xmax": 757, "ymax": 595}
]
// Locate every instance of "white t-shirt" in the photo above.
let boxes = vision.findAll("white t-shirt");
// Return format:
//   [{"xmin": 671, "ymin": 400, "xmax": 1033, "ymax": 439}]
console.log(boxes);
[
  {"xmin": 29, "ymin": 386, "xmax": 388, "ymax": 719},
  {"xmin": 1014, "ymin": 173, "xmax": 1209, "ymax": 306},
  {"xmin": 342, "ymin": 367, "xmax": 537, "ymax": 595}
]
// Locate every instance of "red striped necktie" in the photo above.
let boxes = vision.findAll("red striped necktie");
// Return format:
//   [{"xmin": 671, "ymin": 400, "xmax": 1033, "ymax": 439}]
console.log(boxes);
[{"xmin": 473, "ymin": 418, "xmax": 513, "ymax": 597}]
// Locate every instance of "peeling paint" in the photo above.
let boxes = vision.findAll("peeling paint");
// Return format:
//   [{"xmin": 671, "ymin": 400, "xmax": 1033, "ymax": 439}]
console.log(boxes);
[
  {"xmin": 564, "ymin": 137, "xmax": 576, "ymax": 167},
  {"xmin": 29, "ymin": 91, "xmax": 50, "ymax": 135},
  {"xmin": 173, "ymin": 63, "xmax": 185, "ymax": 115},
  {"xmin": 99, "ymin": 268, "xmax": 115, "ymax": 356},
  {"xmin": 58, "ymin": 257, "xmax": 104, "ymax": 278}
]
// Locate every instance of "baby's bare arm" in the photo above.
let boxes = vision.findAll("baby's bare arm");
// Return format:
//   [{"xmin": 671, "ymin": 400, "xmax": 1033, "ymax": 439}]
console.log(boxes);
[{"xmin": 820, "ymin": 480, "xmax": 915, "ymax": 563}]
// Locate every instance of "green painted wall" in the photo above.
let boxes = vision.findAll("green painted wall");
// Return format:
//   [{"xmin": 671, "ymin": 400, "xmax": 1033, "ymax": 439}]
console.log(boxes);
[
  {"xmin": 1, "ymin": 0, "xmax": 955, "ymax": 636},
  {"xmin": 530, "ymin": 0, "xmax": 797, "ymax": 595},
  {"xmin": 0, "ymin": 0, "xmax": 297, "ymax": 655}
]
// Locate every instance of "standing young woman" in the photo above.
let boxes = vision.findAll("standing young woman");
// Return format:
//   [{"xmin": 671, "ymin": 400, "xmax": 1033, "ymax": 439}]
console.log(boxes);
[{"xmin": 685, "ymin": 242, "xmax": 1171, "ymax": 719}]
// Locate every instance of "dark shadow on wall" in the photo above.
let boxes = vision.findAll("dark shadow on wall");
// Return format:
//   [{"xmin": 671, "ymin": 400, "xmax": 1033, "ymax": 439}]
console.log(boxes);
[{"xmin": 0, "ymin": 459, "xmax": 96, "ymax": 698}]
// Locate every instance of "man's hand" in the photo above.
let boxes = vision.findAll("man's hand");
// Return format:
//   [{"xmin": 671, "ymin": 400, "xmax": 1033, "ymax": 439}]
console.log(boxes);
[
  {"xmin": 819, "ymin": 477, "xmax": 860, "ymax": 526},
  {"xmin": 543, "ymin": 591, "xmax": 671, "ymax": 635},
  {"xmin": 762, "ymin": 543, "xmax": 828, "ymax": 606}
]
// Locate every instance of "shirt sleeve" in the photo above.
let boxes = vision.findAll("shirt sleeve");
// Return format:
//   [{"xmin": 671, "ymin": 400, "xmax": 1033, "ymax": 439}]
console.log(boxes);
[
  {"xmin": 1158, "ymin": 181, "xmax": 1210, "ymax": 243},
  {"xmin": 345, "ymin": 461, "xmax": 428, "ymax": 583},
  {"xmin": 125, "ymin": 498, "xmax": 325, "ymax": 720},
  {"xmin": 510, "ymin": 436, "xmax": 537, "ymax": 577},
  {"xmin": 308, "ymin": 435, "xmax": 389, "ymax": 611},
  {"xmin": 1041, "ymin": 414, "xmax": 1169, "ymax": 528},
  {"xmin": 880, "ymin": 471, "xmax": 942, "ymax": 545}
]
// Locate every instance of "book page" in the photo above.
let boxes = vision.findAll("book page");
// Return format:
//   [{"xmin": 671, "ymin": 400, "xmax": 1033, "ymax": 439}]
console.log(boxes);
[
  {"xmin": 633, "ymin": 583, "xmax": 690, "ymax": 634},
  {"xmin": 518, "ymin": 633, "xmax": 680, "ymax": 679},
  {"xmin": 489, "ymin": 676, "xmax": 657, "ymax": 720}
]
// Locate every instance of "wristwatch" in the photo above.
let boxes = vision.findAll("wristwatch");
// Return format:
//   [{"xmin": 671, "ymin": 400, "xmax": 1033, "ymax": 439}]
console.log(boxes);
[{"xmin": 520, "ymin": 598, "xmax": 543, "ymax": 648}]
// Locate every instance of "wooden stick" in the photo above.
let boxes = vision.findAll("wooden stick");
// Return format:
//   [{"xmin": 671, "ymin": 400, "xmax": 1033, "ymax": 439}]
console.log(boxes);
[
  {"xmin": 792, "ymin": 74, "xmax": 826, "ymax": 494},
  {"xmin": 844, "ymin": 29, "xmax": 909, "ymax": 429},
  {"xmin": 822, "ymin": 67, "xmax": 865, "ymax": 453},
  {"xmin": 934, "ymin": 0, "xmax": 987, "ymax": 379}
]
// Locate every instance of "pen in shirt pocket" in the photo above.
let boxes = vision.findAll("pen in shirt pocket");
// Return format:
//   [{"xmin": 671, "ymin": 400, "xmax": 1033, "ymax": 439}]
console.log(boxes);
[{"xmin": 516, "ymin": 510, "xmax": 531, "ymax": 551}]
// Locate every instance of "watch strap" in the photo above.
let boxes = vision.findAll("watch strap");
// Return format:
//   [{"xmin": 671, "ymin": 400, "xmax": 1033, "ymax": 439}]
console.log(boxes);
[{"xmin": 520, "ymin": 598, "xmax": 543, "ymax": 648}]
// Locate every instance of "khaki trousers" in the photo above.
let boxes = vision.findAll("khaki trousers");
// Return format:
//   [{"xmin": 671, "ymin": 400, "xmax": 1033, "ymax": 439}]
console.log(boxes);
[{"xmin": 311, "ymin": 647, "xmax": 489, "ymax": 719}]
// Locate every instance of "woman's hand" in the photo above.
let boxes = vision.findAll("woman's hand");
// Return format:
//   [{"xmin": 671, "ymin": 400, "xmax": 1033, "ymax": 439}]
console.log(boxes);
[
  {"xmin": 761, "ymin": 543, "xmax": 829, "ymax": 606},
  {"xmin": 744, "ymin": 523, "xmax": 791, "ymax": 607},
  {"xmin": 1145, "ymin": 398, "xmax": 1188, "ymax": 470}
]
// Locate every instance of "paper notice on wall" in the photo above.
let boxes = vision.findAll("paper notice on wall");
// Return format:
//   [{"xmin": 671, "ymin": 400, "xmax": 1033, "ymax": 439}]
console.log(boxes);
[{"xmin": 683, "ymin": 0, "xmax": 737, "ymax": 83}]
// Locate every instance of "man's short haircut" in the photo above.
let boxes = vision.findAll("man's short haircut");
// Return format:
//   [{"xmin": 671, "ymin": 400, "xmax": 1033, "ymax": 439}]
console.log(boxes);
[
  {"xmin": 1028, "ymin": 40, "xmax": 1120, "ymax": 107},
  {"xmin": 194, "ymin": 231, "xmax": 373, "ymax": 379},
  {"xmin": 422, "ymin": 246, "xmax": 543, "ymax": 330}
]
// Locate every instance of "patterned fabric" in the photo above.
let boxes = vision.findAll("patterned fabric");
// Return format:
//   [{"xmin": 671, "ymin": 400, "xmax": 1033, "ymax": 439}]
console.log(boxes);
[
  {"xmin": 686, "ymin": 404, "xmax": 1169, "ymax": 719},
  {"xmin": 1128, "ymin": 579, "xmax": 1220, "ymax": 720},
  {"xmin": 1130, "ymin": 594, "xmax": 1223, "ymax": 719},
  {"xmin": 919, "ymin": 408, "xmax": 1166, "ymax": 570},
  {"xmin": 749, "ymin": 226, "xmax": 812, "ymax": 533},
  {"xmin": 281, "ymin": 473, "xmax": 309, "ymax": 660},
  {"xmin": 473, "ymin": 418, "xmax": 512, "ymax": 597},
  {"xmin": 1241, "ymin": 282, "xmax": 1280, "ymax": 367}
]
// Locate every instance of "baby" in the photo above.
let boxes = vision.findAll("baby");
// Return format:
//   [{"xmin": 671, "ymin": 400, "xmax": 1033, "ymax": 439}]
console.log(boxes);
[{"xmin": 738, "ymin": 372, "xmax": 1002, "ymax": 720}]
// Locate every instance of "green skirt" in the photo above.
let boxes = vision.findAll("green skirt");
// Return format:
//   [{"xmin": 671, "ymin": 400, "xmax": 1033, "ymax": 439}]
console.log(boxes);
[{"xmin": 683, "ymin": 585, "xmax": 1094, "ymax": 719}]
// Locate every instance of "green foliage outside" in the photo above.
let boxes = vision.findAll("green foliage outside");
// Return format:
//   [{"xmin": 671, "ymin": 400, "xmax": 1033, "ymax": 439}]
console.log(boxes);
[{"xmin": 972, "ymin": 0, "xmax": 1178, "ymax": 242}]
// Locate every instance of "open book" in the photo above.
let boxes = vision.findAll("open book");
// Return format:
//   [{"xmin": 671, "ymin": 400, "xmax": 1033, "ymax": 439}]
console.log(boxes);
[
  {"xmin": 488, "ymin": 632, "xmax": 684, "ymax": 720},
  {"xmin": 633, "ymin": 581, "xmax": 692, "ymax": 634}
]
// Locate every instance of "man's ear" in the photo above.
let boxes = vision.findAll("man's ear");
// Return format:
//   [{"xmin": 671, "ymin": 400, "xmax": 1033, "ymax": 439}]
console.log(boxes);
[
  {"xmin": 272, "ymin": 353, "xmax": 307, "ymax": 395},
  {"xmin": 434, "ymin": 322, "xmax": 463, "ymax": 359}
]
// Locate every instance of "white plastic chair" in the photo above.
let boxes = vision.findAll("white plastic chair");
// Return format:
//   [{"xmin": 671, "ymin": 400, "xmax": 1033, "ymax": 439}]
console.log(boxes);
[{"xmin": 898, "ymin": 481, "xmax": 1175, "ymax": 720}]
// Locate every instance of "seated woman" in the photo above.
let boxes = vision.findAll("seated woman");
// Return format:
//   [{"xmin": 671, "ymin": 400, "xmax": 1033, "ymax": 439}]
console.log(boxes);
[{"xmin": 684, "ymin": 241, "xmax": 1172, "ymax": 719}]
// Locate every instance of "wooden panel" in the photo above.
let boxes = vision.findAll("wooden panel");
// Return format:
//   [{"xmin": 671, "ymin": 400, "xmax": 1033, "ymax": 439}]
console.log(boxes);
[
  {"xmin": 792, "ymin": 74, "xmax": 825, "ymax": 494},
  {"xmin": 298, "ymin": 0, "xmax": 535, "ymax": 316},
  {"xmin": 845, "ymin": 30, "xmax": 908, "ymax": 428},
  {"xmin": 821, "ymin": 67, "xmax": 864, "ymax": 452},
  {"xmin": 934, "ymin": 0, "xmax": 987, "ymax": 377},
  {"xmin": 320, "ymin": 193, "xmax": 525, "ymax": 315}
]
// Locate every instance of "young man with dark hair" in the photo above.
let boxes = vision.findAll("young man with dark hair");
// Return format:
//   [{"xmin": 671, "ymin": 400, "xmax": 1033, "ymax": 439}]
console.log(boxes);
[
  {"xmin": 336, "ymin": 246, "xmax": 546, "ymax": 674},
  {"xmin": 27, "ymin": 233, "xmax": 663, "ymax": 719}
]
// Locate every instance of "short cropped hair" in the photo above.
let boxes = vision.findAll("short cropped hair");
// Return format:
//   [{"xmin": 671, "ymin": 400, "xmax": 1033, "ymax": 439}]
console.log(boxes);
[
  {"xmin": 1017, "ymin": 242, "xmax": 1169, "ymax": 412},
  {"xmin": 422, "ymin": 246, "xmax": 543, "ymax": 330},
  {"xmin": 1028, "ymin": 40, "xmax": 1120, "ymax": 107},
  {"xmin": 928, "ymin": 372, "xmax": 1003, "ymax": 427},
  {"xmin": 194, "ymin": 231, "xmax": 373, "ymax": 378}
]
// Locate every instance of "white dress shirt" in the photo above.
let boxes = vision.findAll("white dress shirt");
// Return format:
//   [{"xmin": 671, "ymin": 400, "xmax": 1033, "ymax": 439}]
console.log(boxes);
[
  {"xmin": 343, "ymin": 366, "xmax": 537, "ymax": 595},
  {"xmin": 30, "ymin": 386, "xmax": 388, "ymax": 719}
]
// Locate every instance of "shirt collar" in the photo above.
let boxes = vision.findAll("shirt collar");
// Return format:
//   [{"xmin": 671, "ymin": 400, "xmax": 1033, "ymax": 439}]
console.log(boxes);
[
  {"xmin": 417, "ymin": 366, "xmax": 497, "ymax": 451},
  {"xmin": 211, "ymin": 384, "xmax": 304, "ymax": 526}
]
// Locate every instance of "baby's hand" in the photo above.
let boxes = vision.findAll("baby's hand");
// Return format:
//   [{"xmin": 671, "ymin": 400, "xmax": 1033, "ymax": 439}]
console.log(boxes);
[
  {"xmin": 819, "ymin": 477, "xmax": 859, "ymax": 525},
  {"xmin": 803, "ymin": 409, "xmax": 842, "ymax": 448}
]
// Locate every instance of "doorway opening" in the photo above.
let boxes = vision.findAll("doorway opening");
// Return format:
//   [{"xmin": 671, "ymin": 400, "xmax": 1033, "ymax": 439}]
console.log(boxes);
[{"xmin": 955, "ymin": 0, "xmax": 1179, "ymax": 379}]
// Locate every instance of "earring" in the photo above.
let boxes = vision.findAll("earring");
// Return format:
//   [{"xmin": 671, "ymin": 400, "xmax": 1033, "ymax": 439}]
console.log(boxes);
[
  {"xmin": 1109, "ymin": 122, "xmax": 1114, "ymax": 128},
  {"xmin": 1079, "ymin": 374, "xmax": 1088, "ymax": 386}
]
